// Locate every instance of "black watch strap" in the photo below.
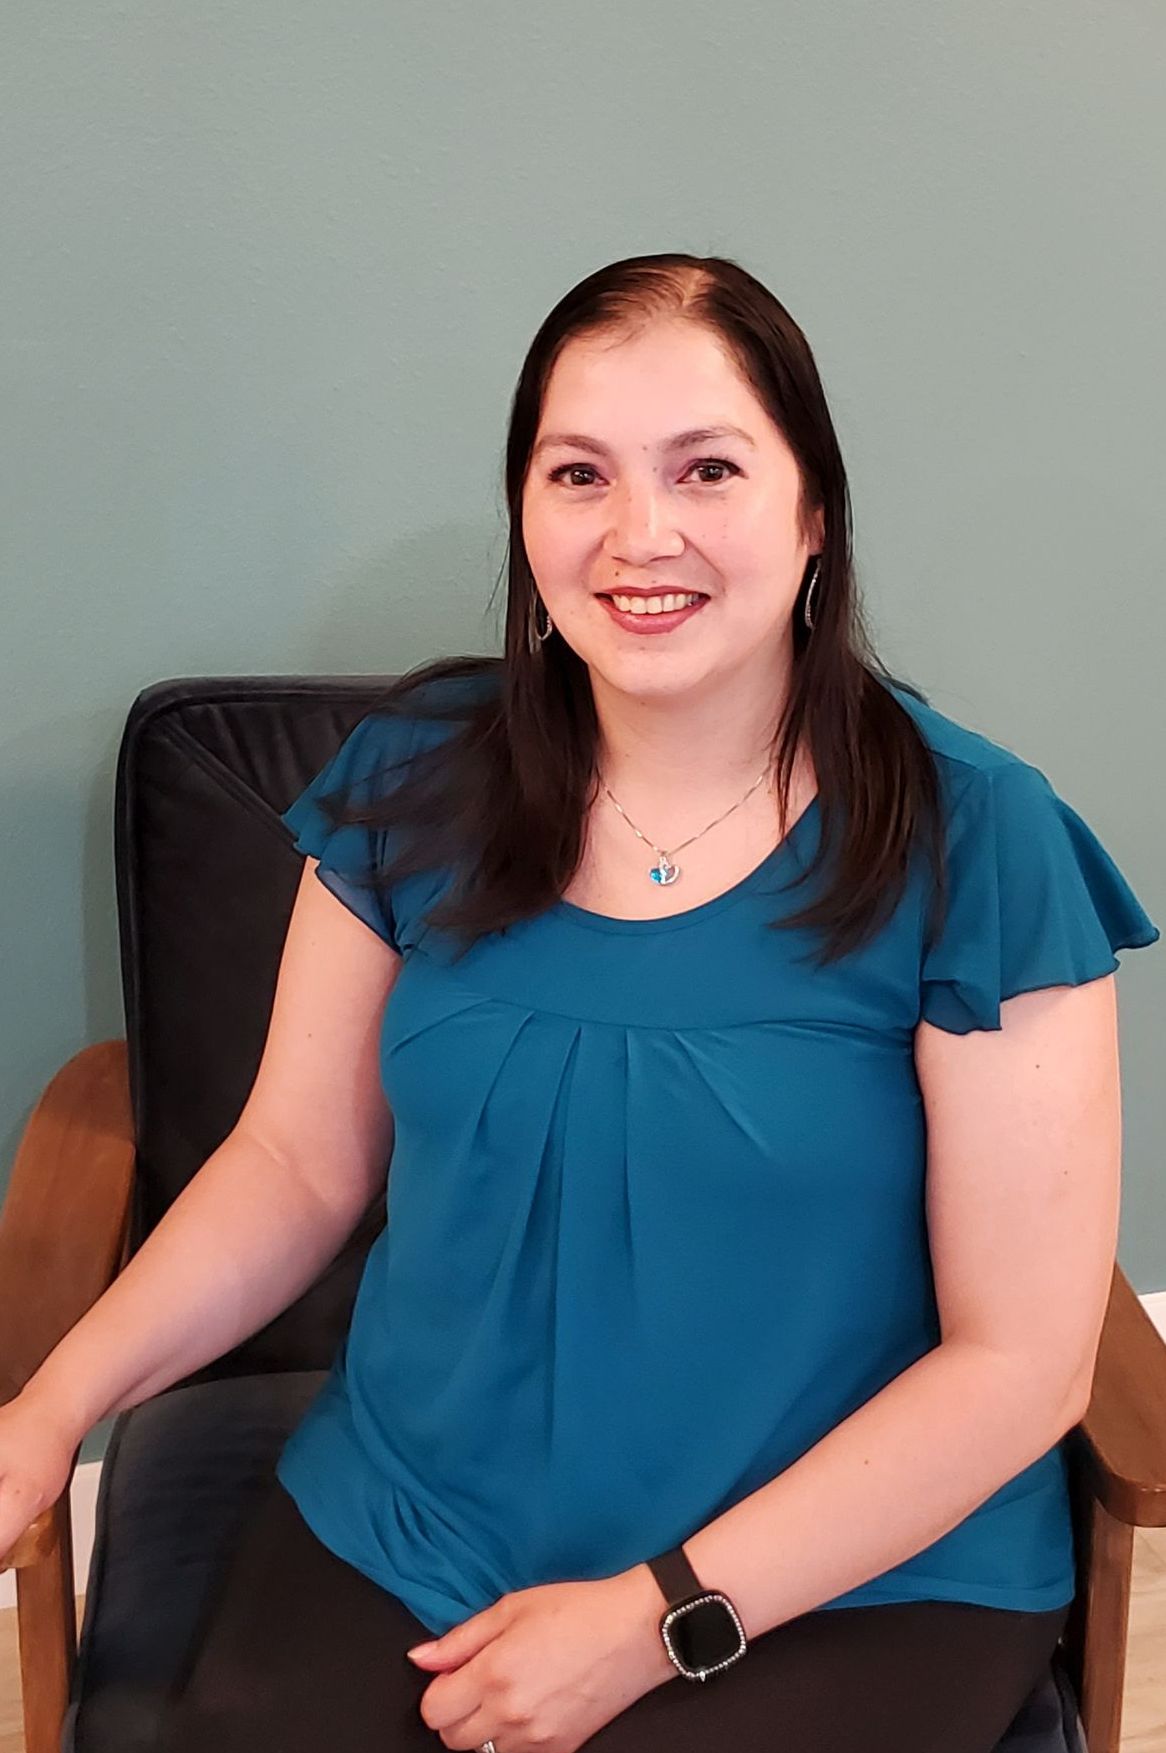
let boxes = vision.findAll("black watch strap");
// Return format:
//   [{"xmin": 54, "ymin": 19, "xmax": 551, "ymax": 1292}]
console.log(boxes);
[{"xmin": 646, "ymin": 1542, "xmax": 704, "ymax": 1606}]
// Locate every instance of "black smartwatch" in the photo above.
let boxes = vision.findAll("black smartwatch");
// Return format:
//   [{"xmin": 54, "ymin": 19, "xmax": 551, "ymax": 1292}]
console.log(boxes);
[{"xmin": 645, "ymin": 1544, "xmax": 748, "ymax": 1682}]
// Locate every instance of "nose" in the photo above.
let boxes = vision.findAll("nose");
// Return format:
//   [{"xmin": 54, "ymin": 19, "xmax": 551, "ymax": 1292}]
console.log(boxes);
[{"xmin": 603, "ymin": 478, "xmax": 685, "ymax": 565}]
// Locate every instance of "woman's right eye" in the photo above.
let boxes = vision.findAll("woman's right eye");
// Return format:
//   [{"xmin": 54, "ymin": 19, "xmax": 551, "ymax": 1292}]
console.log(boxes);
[{"xmin": 547, "ymin": 464, "xmax": 598, "ymax": 487}]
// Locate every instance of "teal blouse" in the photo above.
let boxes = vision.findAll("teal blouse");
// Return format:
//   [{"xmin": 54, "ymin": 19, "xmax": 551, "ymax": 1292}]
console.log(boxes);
[{"xmin": 274, "ymin": 672, "xmax": 1159, "ymax": 1636}]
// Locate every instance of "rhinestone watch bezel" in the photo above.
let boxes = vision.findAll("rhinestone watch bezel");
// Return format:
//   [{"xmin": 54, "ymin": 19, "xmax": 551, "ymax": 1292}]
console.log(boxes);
[{"xmin": 659, "ymin": 1589, "xmax": 748, "ymax": 1682}]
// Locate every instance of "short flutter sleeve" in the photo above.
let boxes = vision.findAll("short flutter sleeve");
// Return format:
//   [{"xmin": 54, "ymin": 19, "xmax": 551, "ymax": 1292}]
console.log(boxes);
[
  {"xmin": 281, "ymin": 710, "xmax": 416, "ymax": 953},
  {"xmin": 919, "ymin": 760, "xmax": 1160, "ymax": 1034}
]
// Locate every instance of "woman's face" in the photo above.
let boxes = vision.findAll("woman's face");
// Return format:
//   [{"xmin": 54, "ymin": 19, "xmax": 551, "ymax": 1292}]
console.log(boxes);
[{"xmin": 521, "ymin": 317, "xmax": 822, "ymax": 704}]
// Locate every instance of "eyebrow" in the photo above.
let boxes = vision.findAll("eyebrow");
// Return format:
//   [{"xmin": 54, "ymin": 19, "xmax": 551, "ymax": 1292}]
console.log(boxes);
[{"xmin": 531, "ymin": 423, "xmax": 758, "ymax": 460}]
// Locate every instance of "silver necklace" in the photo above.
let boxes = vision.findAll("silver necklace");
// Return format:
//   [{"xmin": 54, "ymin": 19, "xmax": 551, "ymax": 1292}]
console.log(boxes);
[{"xmin": 601, "ymin": 769, "xmax": 772, "ymax": 886}]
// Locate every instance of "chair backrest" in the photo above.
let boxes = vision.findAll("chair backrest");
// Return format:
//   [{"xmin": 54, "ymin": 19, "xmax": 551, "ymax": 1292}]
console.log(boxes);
[{"xmin": 114, "ymin": 673, "xmax": 400, "ymax": 1385}]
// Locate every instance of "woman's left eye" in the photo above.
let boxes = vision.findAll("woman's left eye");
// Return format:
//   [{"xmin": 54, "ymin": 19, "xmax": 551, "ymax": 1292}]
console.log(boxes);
[
  {"xmin": 686, "ymin": 457, "xmax": 739, "ymax": 484},
  {"xmin": 546, "ymin": 456, "xmax": 740, "ymax": 487}
]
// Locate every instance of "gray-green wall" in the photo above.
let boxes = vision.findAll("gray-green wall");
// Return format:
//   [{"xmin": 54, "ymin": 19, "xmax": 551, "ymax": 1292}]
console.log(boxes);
[{"xmin": 3, "ymin": 6, "xmax": 1162, "ymax": 1474}]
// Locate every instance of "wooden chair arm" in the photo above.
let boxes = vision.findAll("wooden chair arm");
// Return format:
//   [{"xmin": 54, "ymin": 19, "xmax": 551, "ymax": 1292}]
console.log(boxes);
[
  {"xmin": 1059, "ymin": 1263, "xmax": 1166, "ymax": 1753},
  {"xmin": 1074, "ymin": 1261, "xmax": 1166, "ymax": 1527},
  {"xmin": 0, "ymin": 1038, "xmax": 135, "ymax": 1572},
  {"xmin": 0, "ymin": 1039, "xmax": 135, "ymax": 1753},
  {"xmin": 0, "ymin": 1037, "xmax": 135, "ymax": 1408}
]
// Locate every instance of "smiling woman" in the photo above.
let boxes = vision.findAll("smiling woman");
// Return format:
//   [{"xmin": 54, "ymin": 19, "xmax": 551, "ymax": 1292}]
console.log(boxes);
[
  {"xmin": 152, "ymin": 252, "xmax": 1159, "ymax": 1753},
  {"xmin": 521, "ymin": 319, "xmax": 822, "ymax": 757}
]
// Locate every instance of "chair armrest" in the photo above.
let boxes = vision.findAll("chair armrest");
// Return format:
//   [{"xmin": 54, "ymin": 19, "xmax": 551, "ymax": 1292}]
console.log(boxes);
[
  {"xmin": 0, "ymin": 1038, "xmax": 136, "ymax": 1402},
  {"xmin": 0, "ymin": 1038, "xmax": 133, "ymax": 1752},
  {"xmin": 1072, "ymin": 1261, "xmax": 1166, "ymax": 1527},
  {"xmin": 0, "ymin": 1039, "xmax": 135, "ymax": 1569}
]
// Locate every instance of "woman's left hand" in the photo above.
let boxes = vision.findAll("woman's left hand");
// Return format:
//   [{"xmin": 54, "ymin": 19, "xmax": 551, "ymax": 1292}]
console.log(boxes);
[{"xmin": 407, "ymin": 1567, "xmax": 676, "ymax": 1752}]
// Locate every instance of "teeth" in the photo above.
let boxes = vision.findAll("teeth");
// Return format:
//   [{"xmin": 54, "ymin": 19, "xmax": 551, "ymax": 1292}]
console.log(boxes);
[{"xmin": 609, "ymin": 592, "xmax": 703, "ymax": 615}]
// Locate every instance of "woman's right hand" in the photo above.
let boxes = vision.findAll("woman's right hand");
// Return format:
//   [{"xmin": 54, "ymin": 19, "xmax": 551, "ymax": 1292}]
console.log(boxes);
[{"xmin": 0, "ymin": 1393, "xmax": 79, "ymax": 1569}]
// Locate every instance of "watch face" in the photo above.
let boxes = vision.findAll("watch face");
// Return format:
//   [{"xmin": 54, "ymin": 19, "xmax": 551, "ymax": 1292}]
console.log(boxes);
[{"xmin": 664, "ymin": 1593, "xmax": 747, "ymax": 1678}]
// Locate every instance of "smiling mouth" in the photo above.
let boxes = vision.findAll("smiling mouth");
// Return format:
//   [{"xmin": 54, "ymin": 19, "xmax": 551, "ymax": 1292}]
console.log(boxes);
[{"xmin": 597, "ymin": 591, "xmax": 709, "ymax": 615}]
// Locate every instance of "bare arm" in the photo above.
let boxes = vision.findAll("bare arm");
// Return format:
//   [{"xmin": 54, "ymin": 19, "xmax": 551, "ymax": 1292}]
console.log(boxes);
[
  {"xmin": 19, "ymin": 1126, "xmax": 374, "ymax": 1441},
  {"xmin": 17, "ymin": 857, "xmax": 402, "ymax": 1450}
]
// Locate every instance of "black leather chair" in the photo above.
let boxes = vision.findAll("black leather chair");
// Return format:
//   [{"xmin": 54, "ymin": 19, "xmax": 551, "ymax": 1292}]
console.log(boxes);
[{"xmin": 4, "ymin": 674, "xmax": 1163, "ymax": 1752}]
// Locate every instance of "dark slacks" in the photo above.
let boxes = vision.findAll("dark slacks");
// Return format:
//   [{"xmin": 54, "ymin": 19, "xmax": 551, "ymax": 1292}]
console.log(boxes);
[{"xmin": 157, "ymin": 1477, "xmax": 1071, "ymax": 1753}]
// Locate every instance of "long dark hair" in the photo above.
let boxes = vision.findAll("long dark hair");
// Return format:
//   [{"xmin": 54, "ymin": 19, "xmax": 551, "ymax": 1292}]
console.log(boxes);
[{"xmin": 319, "ymin": 252, "xmax": 948, "ymax": 968}]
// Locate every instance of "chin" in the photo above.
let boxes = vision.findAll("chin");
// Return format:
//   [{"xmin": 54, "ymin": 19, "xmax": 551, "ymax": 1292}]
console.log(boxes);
[{"xmin": 589, "ymin": 654, "xmax": 711, "ymax": 694}]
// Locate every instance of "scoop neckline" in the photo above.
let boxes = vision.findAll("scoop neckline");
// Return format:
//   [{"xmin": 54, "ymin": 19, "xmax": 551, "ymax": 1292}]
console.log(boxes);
[{"xmin": 553, "ymin": 792, "xmax": 821, "ymax": 935}]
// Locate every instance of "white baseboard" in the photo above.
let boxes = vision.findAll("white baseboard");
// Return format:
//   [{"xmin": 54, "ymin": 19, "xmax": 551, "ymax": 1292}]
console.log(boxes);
[{"xmin": 6, "ymin": 1290, "xmax": 1166, "ymax": 1614}]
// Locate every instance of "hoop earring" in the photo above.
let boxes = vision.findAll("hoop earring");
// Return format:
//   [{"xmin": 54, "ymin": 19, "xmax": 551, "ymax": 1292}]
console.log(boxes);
[
  {"xmin": 526, "ymin": 592, "xmax": 554, "ymax": 654},
  {"xmin": 803, "ymin": 558, "xmax": 821, "ymax": 631}
]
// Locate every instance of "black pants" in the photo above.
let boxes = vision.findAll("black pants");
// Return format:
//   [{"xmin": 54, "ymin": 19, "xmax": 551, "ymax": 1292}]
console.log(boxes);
[{"xmin": 157, "ymin": 1477, "xmax": 1071, "ymax": 1752}]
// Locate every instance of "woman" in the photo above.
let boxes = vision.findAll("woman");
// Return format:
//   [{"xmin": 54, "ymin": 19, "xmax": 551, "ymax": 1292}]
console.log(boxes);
[{"xmin": 6, "ymin": 253, "xmax": 1159, "ymax": 1751}]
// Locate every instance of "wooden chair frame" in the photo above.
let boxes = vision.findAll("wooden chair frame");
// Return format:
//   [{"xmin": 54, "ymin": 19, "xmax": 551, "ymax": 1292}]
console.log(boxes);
[{"xmin": 2, "ymin": 1038, "xmax": 1165, "ymax": 1753}]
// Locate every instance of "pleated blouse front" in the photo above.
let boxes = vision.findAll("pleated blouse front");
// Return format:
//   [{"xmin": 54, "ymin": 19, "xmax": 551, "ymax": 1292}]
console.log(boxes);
[{"xmin": 274, "ymin": 673, "xmax": 1160, "ymax": 1637}]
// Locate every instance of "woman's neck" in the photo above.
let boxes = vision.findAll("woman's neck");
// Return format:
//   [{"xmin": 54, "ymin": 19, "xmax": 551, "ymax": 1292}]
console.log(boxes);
[{"xmin": 589, "ymin": 669, "xmax": 797, "ymax": 807}]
